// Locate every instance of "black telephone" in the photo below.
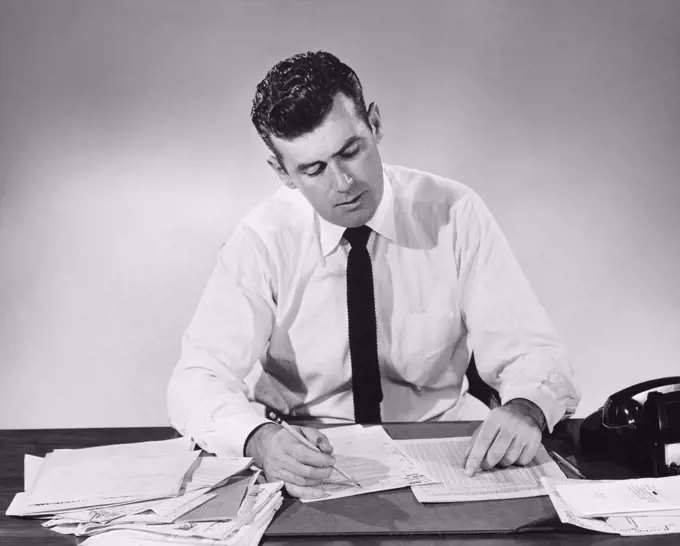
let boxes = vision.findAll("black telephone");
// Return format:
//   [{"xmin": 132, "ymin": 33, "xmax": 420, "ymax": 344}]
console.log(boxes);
[{"xmin": 580, "ymin": 377, "xmax": 680, "ymax": 477}]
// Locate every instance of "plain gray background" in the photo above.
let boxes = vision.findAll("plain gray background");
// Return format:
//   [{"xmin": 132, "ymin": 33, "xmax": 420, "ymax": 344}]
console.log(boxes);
[{"xmin": 1, "ymin": 0, "xmax": 678, "ymax": 428}]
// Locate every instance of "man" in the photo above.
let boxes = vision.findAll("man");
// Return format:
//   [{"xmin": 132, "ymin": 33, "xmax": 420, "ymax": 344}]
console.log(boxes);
[{"xmin": 167, "ymin": 51, "xmax": 580, "ymax": 499}]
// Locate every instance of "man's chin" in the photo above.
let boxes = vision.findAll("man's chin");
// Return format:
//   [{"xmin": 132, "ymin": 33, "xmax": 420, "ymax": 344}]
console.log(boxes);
[{"xmin": 334, "ymin": 209, "xmax": 376, "ymax": 229}]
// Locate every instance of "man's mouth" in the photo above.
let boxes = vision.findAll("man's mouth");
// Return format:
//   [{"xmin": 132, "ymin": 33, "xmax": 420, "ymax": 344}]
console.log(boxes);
[{"xmin": 337, "ymin": 193, "xmax": 363, "ymax": 206}]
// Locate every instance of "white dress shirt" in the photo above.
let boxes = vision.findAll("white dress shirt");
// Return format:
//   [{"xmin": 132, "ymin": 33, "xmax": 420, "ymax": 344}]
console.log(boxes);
[{"xmin": 167, "ymin": 164, "xmax": 580, "ymax": 456}]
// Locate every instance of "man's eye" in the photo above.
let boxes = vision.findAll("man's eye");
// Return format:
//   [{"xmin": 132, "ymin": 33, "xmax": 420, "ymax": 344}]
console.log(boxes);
[
  {"xmin": 306, "ymin": 165, "xmax": 325, "ymax": 177},
  {"xmin": 341, "ymin": 147, "xmax": 360, "ymax": 158}
]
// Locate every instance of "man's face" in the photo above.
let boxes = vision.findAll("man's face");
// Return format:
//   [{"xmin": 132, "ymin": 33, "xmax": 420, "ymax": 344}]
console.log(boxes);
[{"xmin": 268, "ymin": 93, "xmax": 385, "ymax": 228}]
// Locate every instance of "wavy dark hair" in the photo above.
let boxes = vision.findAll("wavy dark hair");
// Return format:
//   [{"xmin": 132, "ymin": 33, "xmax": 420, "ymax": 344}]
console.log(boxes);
[{"xmin": 250, "ymin": 51, "xmax": 370, "ymax": 170}]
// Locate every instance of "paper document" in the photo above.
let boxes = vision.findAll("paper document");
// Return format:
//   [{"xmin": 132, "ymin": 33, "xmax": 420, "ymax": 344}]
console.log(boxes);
[
  {"xmin": 7, "ymin": 437, "xmax": 285, "ymax": 546},
  {"xmin": 27, "ymin": 450, "xmax": 199, "ymax": 505},
  {"xmin": 45, "ymin": 497, "xmax": 176, "ymax": 525},
  {"xmin": 182, "ymin": 456, "xmax": 253, "ymax": 492},
  {"xmin": 119, "ymin": 488, "xmax": 215, "ymax": 524},
  {"xmin": 543, "ymin": 477, "xmax": 680, "ymax": 536},
  {"xmin": 23, "ymin": 454, "xmax": 44, "ymax": 492},
  {"xmin": 395, "ymin": 437, "xmax": 565, "ymax": 503},
  {"xmin": 300, "ymin": 425, "xmax": 435, "ymax": 503},
  {"xmin": 78, "ymin": 481, "xmax": 284, "ymax": 545},
  {"xmin": 51, "ymin": 437, "xmax": 195, "ymax": 458},
  {"xmin": 176, "ymin": 475, "xmax": 251, "ymax": 522},
  {"xmin": 6, "ymin": 491, "xmax": 160, "ymax": 517},
  {"xmin": 32, "ymin": 458, "xmax": 253, "ymax": 528},
  {"xmin": 80, "ymin": 484, "xmax": 282, "ymax": 546},
  {"xmin": 555, "ymin": 475, "xmax": 680, "ymax": 517},
  {"xmin": 541, "ymin": 477, "xmax": 618, "ymax": 534},
  {"xmin": 81, "ymin": 529, "xmax": 254, "ymax": 545},
  {"xmin": 606, "ymin": 515, "xmax": 680, "ymax": 536}
]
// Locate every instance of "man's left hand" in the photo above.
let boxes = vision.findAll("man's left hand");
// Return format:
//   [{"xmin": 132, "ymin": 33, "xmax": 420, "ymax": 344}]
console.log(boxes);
[{"xmin": 462, "ymin": 400, "xmax": 544, "ymax": 476}]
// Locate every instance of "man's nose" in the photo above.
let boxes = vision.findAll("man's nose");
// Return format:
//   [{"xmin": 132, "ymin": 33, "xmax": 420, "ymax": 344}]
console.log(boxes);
[{"xmin": 331, "ymin": 164, "xmax": 353, "ymax": 192}]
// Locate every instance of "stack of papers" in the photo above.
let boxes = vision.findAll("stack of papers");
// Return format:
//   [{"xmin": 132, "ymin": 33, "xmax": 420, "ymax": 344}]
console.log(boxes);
[
  {"xmin": 543, "ymin": 475, "xmax": 680, "ymax": 536},
  {"xmin": 14, "ymin": 425, "xmax": 678, "ymax": 541},
  {"xmin": 6, "ymin": 437, "xmax": 284, "ymax": 546}
]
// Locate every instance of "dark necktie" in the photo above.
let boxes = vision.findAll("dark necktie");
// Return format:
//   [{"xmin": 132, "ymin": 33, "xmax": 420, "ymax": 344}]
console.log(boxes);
[{"xmin": 344, "ymin": 225, "xmax": 383, "ymax": 424}]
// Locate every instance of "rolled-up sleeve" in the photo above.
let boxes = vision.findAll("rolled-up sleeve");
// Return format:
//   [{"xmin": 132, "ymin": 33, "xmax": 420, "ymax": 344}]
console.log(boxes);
[
  {"xmin": 453, "ymin": 192, "xmax": 581, "ymax": 432},
  {"xmin": 167, "ymin": 225, "xmax": 275, "ymax": 456}
]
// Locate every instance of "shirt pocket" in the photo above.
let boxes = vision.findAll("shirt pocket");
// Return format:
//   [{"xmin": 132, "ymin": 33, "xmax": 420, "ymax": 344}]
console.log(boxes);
[{"xmin": 392, "ymin": 311, "xmax": 457, "ymax": 385}]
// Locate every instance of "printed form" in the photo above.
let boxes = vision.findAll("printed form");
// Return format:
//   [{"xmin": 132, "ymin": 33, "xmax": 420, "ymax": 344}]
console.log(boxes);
[
  {"xmin": 555, "ymin": 475, "xmax": 680, "ymax": 517},
  {"xmin": 543, "ymin": 476, "xmax": 680, "ymax": 536},
  {"xmin": 395, "ymin": 437, "xmax": 565, "ymax": 503},
  {"xmin": 541, "ymin": 477, "xmax": 619, "ymax": 534},
  {"xmin": 300, "ymin": 425, "xmax": 436, "ymax": 503}
]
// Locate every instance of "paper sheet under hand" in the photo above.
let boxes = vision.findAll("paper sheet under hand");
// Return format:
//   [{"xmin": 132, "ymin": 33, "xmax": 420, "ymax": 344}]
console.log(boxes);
[
  {"xmin": 300, "ymin": 425, "xmax": 435, "ymax": 503},
  {"xmin": 396, "ymin": 437, "xmax": 565, "ymax": 503}
]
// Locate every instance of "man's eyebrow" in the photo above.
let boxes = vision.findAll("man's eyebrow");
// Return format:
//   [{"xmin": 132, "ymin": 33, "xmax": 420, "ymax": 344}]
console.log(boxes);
[{"xmin": 296, "ymin": 136, "xmax": 362, "ymax": 173}]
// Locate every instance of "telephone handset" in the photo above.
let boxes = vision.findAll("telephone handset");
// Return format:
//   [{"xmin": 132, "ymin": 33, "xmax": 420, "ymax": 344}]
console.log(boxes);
[{"xmin": 581, "ymin": 376, "xmax": 680, "ymax": 477}]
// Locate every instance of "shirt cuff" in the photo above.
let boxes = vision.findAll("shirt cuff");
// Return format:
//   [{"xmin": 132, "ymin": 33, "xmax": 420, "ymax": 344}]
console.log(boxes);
[
  {"xmin": 242, "ymin": 422, "xmax": 277, "ymax": 457},
  {"xmin": 503, "ymin": 398, "xmax": 547, "ymax": 431},
  {"xmin": 195, "ymin": 410, "xmax": 271, "ymax": 457},
  {"xmin": 499, "ymin": 384, "xmax": 566, "ymax": 433}
]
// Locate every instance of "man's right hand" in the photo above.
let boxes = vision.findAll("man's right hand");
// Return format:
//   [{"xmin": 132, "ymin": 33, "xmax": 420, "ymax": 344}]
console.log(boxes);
[{"xmin": 244, "ymin": 423, "xmax": 336, "ymax": 499}]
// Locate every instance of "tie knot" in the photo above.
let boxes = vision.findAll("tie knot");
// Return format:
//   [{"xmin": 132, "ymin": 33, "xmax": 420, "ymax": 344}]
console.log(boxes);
[{"xmin": 344, "ymin": 225, "xmax": 372, "ymax": 248}]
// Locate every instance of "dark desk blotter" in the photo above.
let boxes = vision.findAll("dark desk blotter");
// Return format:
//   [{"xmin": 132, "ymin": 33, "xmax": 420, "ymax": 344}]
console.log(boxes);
[
  {"xmin": 265, "ymin": 487, "xmax": 569, "ymax": 537},
  {"xmin": 264, "ymin": 421, "xmax": 583, "ymax": 537}
]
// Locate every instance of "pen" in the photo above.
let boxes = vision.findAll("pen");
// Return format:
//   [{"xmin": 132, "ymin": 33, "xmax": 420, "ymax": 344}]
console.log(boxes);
[
  {"xmin": 549, "ymin": 450, "xmax": 587, "ymax": 479},
  {"xmin": 267, "ymin": 412, "xmax": 360, "ymax": 487}
]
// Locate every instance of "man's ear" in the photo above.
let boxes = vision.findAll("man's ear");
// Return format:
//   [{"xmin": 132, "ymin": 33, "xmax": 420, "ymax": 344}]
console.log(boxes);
[
  {"xmin": 266, "ymin": 156, "xmax": 296, "ymax": 189},
  {"xmin": 367, "ymin": 102, "xmax": 384, "ymax": 144}
]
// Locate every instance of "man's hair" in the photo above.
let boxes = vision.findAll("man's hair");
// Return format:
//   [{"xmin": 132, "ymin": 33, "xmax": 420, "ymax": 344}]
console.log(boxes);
[{"xmin": 250, "ymin": 51, "xmax": 369, "ymax": 168}]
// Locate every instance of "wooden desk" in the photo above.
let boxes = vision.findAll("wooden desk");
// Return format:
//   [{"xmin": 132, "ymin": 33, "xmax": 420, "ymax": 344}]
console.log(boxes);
[{"xmin": 0, "ymin": 422, "xmax": 675, "ymax": 545}]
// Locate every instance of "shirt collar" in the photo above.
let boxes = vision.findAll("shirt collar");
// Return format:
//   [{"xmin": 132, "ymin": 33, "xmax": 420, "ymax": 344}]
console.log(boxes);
[{"xmin": 318, "ymin": 167, "xmax": 396, "ymax": 257}]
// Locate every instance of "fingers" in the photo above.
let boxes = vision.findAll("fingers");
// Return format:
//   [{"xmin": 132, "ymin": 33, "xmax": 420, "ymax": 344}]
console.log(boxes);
[
  {"xmin": 261, "ymin": 427, "xmax": 336, "ymax": 493},
  {"xmin": 280, "ymin": 453, "xmax": 334, "ymax": 485},
  {"xmin": 517, "ymin": 440, "xmax": 540, "ymax": 466},
  {"xmin": 288, "ymin": 438, "xmax": 336, "ymax": 468},
  {"xmin": 497, "ymin": 438, "xmax": 523, "ymax": 467},
  {"xmin": 284, "ymin": 481, "xmax": 329, "ymax": 500},
  {"xmin": 481, "ymin": 428, "xmax": 514, "ymax": 470},
  {"xmin": 272, "ymin": 463, "xmax": 332, "ymax": 488},
  {"xmin": 464, "ymin": 420, "xmax": 499, "ymax": 476},
  {"xmin": 464, "ymin": 406, "xmax": 544, "ymax": 475},
  {"xmin": 299, "ymin": 427, "xmax": 334, "ymax": 454},
  {"xmin": 462, "ymin": 427, "xmax": 479, "ymax": 463}
]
